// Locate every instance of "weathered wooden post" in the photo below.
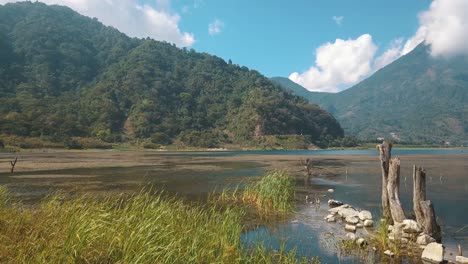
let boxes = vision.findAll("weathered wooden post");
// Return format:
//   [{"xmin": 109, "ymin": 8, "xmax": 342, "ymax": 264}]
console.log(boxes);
[
  {"xmin": 377, "ymin": 141, "xmax": 392, "ymax": 221},
  {"xmin": 10, "ymin": 157, "xmax": 18, "ymax": 174},
  {"xmin": 387, "ymin": 157, "xmax": 406, "ymax": 223}
]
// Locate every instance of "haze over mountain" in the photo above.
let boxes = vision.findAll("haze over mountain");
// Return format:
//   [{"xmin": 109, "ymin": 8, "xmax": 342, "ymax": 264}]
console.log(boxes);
[
  {"xmin": 0, "ymin": 2, "xmax": 343, "ymax": 148},
  {"xmin": 272, "ymin": 44, "xmax": 468, "ymax": 145}
]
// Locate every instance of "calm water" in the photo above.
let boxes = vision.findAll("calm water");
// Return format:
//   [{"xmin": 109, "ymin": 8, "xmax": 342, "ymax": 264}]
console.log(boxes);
[
  {"xmin": 162, "ymin": 148, "xmax": 468, "ymax": 157},
  {"xmin": 239, "ymin": 150, "xmax": 468, "ymax": 263},
  {"xmin": 1, "ymin": 148, "xmax": 467, "ymax": 263}
]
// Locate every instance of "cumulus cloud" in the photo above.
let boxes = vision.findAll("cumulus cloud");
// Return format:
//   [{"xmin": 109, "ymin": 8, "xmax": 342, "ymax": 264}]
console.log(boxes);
[
  {"xmin": 290, "ymin": 0, "xmax": 468, "ymax": 92},
  {"xmin": 382, "ymin": 0, "xmax": 468, "ymax": 60},
  {"xmin": 332, "ymin": 16, "xmax": 344, "ymax": 26},
  {"xmin": 289, "ymin": 34, "xmax": 377, "ymax": 92},
  {"xmin": 0, "ymin": 0, "xmax": 195, "ymax": 47},
  {"xmin": 418, "ymin": 0, "xmax": 468, "ymax": 57},
  {"xmin": 208, "ymin": 19, "xmax": 224, "ymax": 36}
]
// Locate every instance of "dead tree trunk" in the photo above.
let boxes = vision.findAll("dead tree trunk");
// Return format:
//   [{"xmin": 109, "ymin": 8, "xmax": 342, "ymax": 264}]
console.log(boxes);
[
  {"xmin": 10, "ymin": 157, "xmax": 18, "ymax": 174},
  {"xmin": 412, "ymin": 165, "xmax": 441, "ymax": 241},
  {"xmin": 387, "ymin": 157, "xmax": 406, "ymax": 223},
  {"xmin": 377, "ymin": 141, "xmax": 392, "ymax": 221},
  {"xmin": 413, "ymin": 165, "xmax": 426, "ymax": 225},
  {"xmin": 301, "ymin": 158, "xmax": 313, "ymax": 176},
  {"xmin": 420, "ymin": 200, "xmax": 442, "ymax": 242}
]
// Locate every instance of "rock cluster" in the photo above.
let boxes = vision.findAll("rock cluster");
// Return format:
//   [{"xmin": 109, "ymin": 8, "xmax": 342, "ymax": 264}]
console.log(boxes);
[
  {"xmin": 325, "ymin": 200, "xmax": 374, "ymax": 249},
  {"xmin": 387, "ymin": 219, "xmax": 437, "ymax": 249},
  {"xmin": 326, "ymin": 202, "xmax": 374, "ymax": 231}
]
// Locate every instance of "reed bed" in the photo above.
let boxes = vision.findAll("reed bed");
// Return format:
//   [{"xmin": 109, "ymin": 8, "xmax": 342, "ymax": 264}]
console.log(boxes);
[
  {"xmin": 242, "ymin": 170, "xmax": 295, "ymax": 213},
  {"xmin": 0, "ymin": 170, "xmax": 316, "ymax": 264}
]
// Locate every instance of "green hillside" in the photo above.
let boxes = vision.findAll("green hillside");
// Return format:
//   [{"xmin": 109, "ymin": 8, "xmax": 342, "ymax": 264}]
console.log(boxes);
[
  {"xmin": 0, "ymin": 2, "xmax": 343, "ymax": 149},
  {"xmin": 273, "ymin": 44, "xmax": 468, "ymax": 145},
  {"xmin": 270, "ymin": 77, "xmax": 332, "ymax": 104}
]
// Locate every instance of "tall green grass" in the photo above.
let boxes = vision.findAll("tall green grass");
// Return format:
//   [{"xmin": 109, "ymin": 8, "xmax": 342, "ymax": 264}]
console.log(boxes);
[
  {"xmin": 0, "ymin": 179, "xmax": 314, "ymax": 263},
  {"xmin": 242, "ymin": 170, "xmax": 296, "ymax": 213}
]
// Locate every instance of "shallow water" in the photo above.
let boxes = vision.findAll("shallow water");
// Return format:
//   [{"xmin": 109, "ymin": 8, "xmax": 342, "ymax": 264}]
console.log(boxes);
[
  {"xmin": 242, "ymin": 152, "xmax": 468, "ymax": 263},
  {"xmin": 0, "ymin": 160, "xmax": 264, "ymax": 203},
  {"xmin": 0, "ymin": 149, "xmax": 467, "ymax": 263}
]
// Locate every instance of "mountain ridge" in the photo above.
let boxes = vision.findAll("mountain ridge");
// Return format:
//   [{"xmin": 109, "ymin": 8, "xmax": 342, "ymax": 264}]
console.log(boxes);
[
  {"xmin": 272, "ymin": 44, "xmax": 468, "ymax": 145},
  {"xmin": 0, "ymin": 2, "xmax": 343, "ymax": 149}
]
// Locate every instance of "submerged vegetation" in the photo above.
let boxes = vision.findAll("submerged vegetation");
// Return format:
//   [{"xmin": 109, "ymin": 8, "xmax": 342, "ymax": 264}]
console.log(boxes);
[{"xmin": 0, "ymin": 171, "xmax": 318, "ymax": 263}]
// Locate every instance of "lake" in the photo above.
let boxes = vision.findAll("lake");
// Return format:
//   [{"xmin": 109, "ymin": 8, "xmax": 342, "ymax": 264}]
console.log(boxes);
[{"xmin": 0, "ymin": 148, "xmax": 467, "ymax": 263}]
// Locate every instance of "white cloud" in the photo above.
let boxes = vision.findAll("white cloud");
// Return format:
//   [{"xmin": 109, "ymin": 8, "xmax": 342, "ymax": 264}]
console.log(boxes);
[
  {"xmin": 418, "ymin": 0, "xmax": 468, "ymax": 57},
  {"xmin": 374, "ymin": 38, "xmax": 403, "ymax": 70},
  {"xmin": 0, "ymin": 0, "xmax": 195, "ymax": 47},
  {"xmin": 289, "ymin": 34, "xmax": 377, "ymax": 93},
  {"xmin": 332, "ymin": 16, "xmax": 343, "ymax": 26},
  {"xmin": 384, "ymin": 0, "xmax": 468, "ymax": 59},
  {"xmin": 290, "ymin": 0, "xmax": 468, "ymax": 93},
  {"xmin": 208, "ymin": 19, "xmax": 224, "ymax": 36}
]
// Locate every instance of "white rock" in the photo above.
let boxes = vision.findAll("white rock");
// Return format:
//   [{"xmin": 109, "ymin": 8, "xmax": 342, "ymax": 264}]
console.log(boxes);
[
  {"xmin": 384, "ymin": 250, "xmax": 394, "ymax": 257},
  {"xmin": 328, "ymin": 204, "xmax": 349, "ymax": 214},
  {"xmin": 456, "ymin": 255, "xmax": 468, "ymax": 264},
  {"xmin": 358, "ymin": 210, "xmax": 373, "ymax": 221},
  {"xmin": 402, "ymin": 219, "xmax": 422, "ymax": 234},
  {"xmin": 325, "ymin": 214, "xmax": 334, "ymax": 219},
  {"xmin": 421, "ymin": 242, "xmax": 444, "ymax": 264},
  {"xmin": 401, "ymin": 232, "xmax": 411, "ymax": 239},
  {"xmin": 416, "ymin": 234, "xmax": 436, "ymax": 246},
  {"xmin": 345, "ymin": 224, "xmax": 357, "ymax": 232},
  {"xmin": 356, "ymin": 223, "xmax": 363, "ymax": 228},
  {"xmin": 345, "ymin": 216, "xmax": 360, "ymax": 225},
  {"xmin": 338, "ymin": 208, "xmax": 360, "ymax": 218},
  {"xmin": 364, "ymin": 219, "xmax": 374, "ymax": 227},
  {"xmin": 327, "ymin": 216, "xmax": 336, "ymax": 223},
  {"xmin": 388, "ymin": 225, "xmax": 394, "ymax": 232},
  {"xmin": 327, "ymin": 188, "xmax": 334, "ymax": 193},
  {"xmin": 346, "ymin": 233, "xmax": 356, "ymax": 241},
  {"xmin": 356, "ymin": 238, "xmax": 367, "ymax": 247}
]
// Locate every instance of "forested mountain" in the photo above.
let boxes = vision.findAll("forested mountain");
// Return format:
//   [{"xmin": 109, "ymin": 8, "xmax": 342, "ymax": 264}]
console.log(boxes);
[
  {"xmin": 273, "ymin": 44, "xmax": 468, "ymax": 145},
  {"xmin": 0, "ymin": 2, "xmax": 343, "ymax": 148},
  {"xmin": 270, "ymin": 77, "xmax": 332, "ymax": 106}
]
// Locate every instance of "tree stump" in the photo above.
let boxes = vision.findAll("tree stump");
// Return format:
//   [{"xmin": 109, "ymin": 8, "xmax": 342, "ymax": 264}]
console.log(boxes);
[
  {"xmin": 387, "ymin": 157, "xmax": 406, "ymax": 223},
  {"xmin": 377, "ymin": 142, "xmax": 392, "ymax": 221},
  {"xmin": 413, "ymin": 165, "xmax": 426, "ymax": 226},
  {"xmin": 412, "ymin": 165, "xmax": 441, "ymax": 241},
  {"xmin": 420, "ymin": 200, "xmax": 441, "ymax": 242}
]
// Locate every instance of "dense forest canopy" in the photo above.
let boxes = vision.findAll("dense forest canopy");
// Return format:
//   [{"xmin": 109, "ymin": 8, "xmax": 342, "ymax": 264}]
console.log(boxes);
[{"xmin": 0, "ymin": 2, "xmax": 343, "ymax": 148}]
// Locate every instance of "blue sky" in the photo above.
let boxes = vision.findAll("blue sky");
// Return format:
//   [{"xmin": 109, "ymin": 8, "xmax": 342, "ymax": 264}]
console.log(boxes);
[
  {"xmin": 2, "ymin": 0, "xmax": 467, "ymax": 92},
  {"xmin": 173, "ymin": 0, "xmax": 428, "ymax": 78}
]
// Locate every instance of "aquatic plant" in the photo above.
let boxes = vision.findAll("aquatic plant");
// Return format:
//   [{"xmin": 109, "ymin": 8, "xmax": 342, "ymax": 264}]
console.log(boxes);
[
  {"xmin": 242, "ymin": 170, "xmax": 296, "ymax": 213},
  {"xmin": 0, "ymin": 187, "xmax": 315, "ymax": 263}
]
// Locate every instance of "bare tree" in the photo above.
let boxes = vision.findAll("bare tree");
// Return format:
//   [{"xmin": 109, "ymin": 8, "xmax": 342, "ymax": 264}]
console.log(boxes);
[{"xmin": 10, "ymin": 157, "xmax": 18, "ymax": 173}]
